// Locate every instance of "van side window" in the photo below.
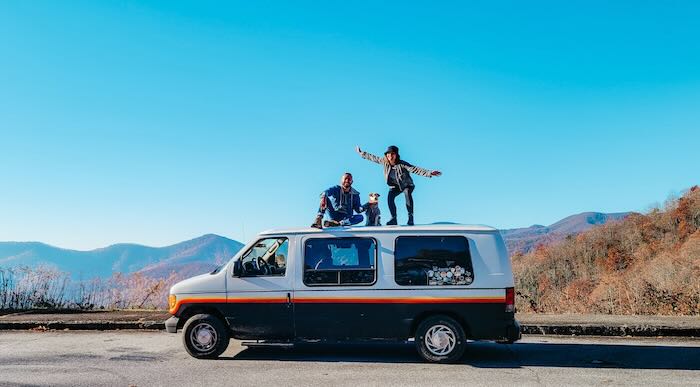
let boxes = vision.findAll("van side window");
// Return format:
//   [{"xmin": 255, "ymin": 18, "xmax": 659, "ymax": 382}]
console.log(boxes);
[
  {"xmin": 394, "ymin": 236, "xmax": 474, "ymax": 286},
  {"xmin": 239, "ymin": 237, "xmax": 288, "ymax": 276},
  {"xmin": 303, "ymin": 238, "xmax": 376, "ymax": 286}
]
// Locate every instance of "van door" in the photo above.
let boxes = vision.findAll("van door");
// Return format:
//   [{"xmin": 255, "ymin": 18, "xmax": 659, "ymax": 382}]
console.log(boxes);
[
  {"xmin": 294, "ymin": 236, "xmax": 378, "ymax": 340},
  {"xmin": 226, "ymin": 236, "xmax": 294, "ymax": 340}
]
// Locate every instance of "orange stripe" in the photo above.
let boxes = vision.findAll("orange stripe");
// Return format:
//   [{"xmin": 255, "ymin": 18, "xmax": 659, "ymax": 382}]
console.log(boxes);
[
  {"xmin": 170, "ymin": 297, "xmax": 286, "ymax": 314},
  {"xmin": 170, "ymin": 298, "xmax": 226, "ymax": 314},
  {"xmin": 227, "ymin": 298, "xmax": 287, "ymax": 304},
  {"xmin": 293, "ymin": 297, "xmax": 505, "ymax": 304},
  {"xmin": 171, "ymin": 296, "xmax": 504, "ymax": 314}
]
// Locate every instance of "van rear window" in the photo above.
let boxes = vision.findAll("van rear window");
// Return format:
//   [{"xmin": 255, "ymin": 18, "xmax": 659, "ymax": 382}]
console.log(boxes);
[
  {"xmin": 303, "ymin": 237, "xmax": 376, "ymax": 286},
  {"xmin": 394, "ymin": 236, "xmax": 474, "ymax": 286}
]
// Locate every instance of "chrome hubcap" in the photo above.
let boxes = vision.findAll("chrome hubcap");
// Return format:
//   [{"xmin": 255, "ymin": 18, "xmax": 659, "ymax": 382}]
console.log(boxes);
[
  {"xmin": 190, "ymin": 322, "xmax": 217, "ymax": 352},
  {"xmin": 425, "ymin": 325, "xmax": 456, "ymax": 356}
]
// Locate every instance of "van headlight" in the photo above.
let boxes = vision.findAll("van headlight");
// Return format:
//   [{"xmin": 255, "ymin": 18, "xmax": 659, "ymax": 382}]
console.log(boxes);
[{"xmin": 168, "ymin": 294, "xmax": 177, "ymax": 312}]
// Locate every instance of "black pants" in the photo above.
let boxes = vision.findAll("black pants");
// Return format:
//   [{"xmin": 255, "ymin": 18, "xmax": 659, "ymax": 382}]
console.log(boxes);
[{"xmin": 388, "ymin": 185, "xmax": 414, "ymax": 219}]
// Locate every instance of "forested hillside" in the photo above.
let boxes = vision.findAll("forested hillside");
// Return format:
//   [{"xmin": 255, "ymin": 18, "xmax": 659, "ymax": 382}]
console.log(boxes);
[{"xmin": 513, "ymin": 186, "xmax": 700, "ymax": 315}]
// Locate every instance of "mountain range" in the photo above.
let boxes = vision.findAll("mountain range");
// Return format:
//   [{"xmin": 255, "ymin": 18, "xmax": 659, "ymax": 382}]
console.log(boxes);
[
  {"xmin": 0, "ymin": 234, "xmax": 244, "ymax": 279},
  {"xmin": 501, "ymin": 211, "xmax": 631, "ymax": 255},
  {"xmin": 0, "ymin": 211, "xmax": 630, "ymax": 279}
]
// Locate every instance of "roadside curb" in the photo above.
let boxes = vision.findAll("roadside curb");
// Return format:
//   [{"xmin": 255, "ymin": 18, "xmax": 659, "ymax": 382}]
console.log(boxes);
[
  {"xmin": 1, "ymin": 321, "xmax": 698, "ymax": 337},
  {"xmin": 520, "ymin": 324, "xmax": 700, "ymax": 338},
  {"xmin": 0, "ymin": 321, "xmax": 165, "ymax": 331}
]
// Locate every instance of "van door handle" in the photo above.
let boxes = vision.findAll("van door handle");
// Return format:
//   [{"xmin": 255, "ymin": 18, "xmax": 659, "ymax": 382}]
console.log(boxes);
[{"xmin": 286, "ymin": 292, "xmax": 291, "ymax": 307}]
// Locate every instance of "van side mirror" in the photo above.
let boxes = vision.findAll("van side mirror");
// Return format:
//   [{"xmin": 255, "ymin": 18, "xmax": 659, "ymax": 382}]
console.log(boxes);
[{"xmin": 233, "ymin": 260, "xmax": 243, "ymax": 277}]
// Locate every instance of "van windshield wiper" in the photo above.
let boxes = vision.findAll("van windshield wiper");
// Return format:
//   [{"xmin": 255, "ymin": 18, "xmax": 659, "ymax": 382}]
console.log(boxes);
[{"xmin": 210, "ymin": 264, "xmax": 224, "ymax": 275}]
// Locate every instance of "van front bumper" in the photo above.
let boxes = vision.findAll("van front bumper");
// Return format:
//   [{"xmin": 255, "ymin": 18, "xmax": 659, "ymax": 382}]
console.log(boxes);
[{"xmin": 165, "ymin": 316, "xmax": 179, "ymax": 333}]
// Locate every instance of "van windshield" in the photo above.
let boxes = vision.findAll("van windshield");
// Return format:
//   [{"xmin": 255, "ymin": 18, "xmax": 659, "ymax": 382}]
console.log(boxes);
[{"xmin": 239, "ymin": 237, "xmax": 289, "ymax": 276}]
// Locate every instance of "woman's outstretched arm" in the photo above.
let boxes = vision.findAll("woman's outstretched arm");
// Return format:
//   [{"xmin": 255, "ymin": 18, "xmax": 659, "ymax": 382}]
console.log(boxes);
[
  {"xmin": 355, "ymin": 146, "xmax": 385, "ymax": 165},
  {"xmin": 402, "ymin": 160, "xmax": 442, "ymax": 178}
]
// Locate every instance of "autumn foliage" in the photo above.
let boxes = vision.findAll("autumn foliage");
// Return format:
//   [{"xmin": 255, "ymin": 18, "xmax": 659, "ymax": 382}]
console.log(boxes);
[{"xmin": 513, "ymin": 186, "xmax": 700, "ymax": 315}]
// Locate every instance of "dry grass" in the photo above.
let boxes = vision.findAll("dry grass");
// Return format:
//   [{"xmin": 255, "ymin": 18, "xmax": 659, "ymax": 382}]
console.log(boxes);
[
  {"xmin": 513, "ymin": 186, "xmax": 700, "ymax": 315},
  {"xmin": 0, "ymin": 266, "xmax": 181, "ymax": 310}
]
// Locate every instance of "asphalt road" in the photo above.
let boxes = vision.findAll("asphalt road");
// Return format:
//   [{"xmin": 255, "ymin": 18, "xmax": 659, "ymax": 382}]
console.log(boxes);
[{"xmin": 0, "ymin": 331, "xmax": 698, "ymax": 386}]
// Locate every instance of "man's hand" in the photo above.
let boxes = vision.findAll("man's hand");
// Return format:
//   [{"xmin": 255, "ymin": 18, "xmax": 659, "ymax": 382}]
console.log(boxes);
[
  {"xmin": 355, "ymin": 145, "xmax": 362, "ymax": 154},
  {"xmin": 431, "ymin": 170, "xmax": 442, "ymax": 177}
]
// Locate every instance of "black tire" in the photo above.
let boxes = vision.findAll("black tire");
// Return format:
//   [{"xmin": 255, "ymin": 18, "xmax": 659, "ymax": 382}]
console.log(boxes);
[
  {"xmin": 182, "ymin": 313, "xmax": 230, "ymax": 359},
  {"xmin": 415, "ymin": 315, "xmax": 466, "ymax": 363}
]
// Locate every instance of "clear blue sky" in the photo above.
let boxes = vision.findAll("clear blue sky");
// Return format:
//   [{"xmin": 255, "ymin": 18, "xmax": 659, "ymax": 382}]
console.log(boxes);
[{"xmin": 1, "ymin": 1, "xmax": 699, "ymax": 250}]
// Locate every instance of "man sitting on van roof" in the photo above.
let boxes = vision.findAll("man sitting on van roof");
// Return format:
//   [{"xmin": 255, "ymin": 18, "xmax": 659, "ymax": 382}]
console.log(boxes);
[{"xmin": 311, "ymin": 172, "xmax": 365, "ymax": 228}]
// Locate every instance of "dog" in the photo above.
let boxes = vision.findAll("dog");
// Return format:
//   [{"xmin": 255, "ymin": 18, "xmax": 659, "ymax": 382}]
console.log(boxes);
[{"xmin": 364, "ymin": 192, "xmax": 381, "ymax": 226}]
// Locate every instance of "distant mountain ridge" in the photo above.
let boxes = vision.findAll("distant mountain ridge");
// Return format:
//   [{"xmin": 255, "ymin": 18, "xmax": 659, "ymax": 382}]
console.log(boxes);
[
  {"xmin": 501, "ymin": 212, "xmax": 632, "ymax": 255},
  {"xmin": 0, "ymin": 234, "xmax": 244, "ymax": 279}
]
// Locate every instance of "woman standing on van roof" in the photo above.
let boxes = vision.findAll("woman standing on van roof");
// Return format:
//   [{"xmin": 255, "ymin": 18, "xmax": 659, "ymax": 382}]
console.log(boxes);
[{"xmin": 356, "ymin": 145, "xmax": 441, "ymax": 226}]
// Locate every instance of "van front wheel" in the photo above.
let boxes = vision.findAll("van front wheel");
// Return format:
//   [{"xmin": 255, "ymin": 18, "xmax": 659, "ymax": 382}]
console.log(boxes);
[
  {"xmin": 182, "ymin": 314, "xmax": 230, "ymax": 359},
  {"xmin": 415, "ymin": 315, "xmax": 466, "ymax": 363}
]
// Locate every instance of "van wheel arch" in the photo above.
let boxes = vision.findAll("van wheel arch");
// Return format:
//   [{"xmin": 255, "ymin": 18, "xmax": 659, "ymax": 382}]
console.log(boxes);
[
  {"xmin": 410, "ymin": 311, "xmax": 470, "ymax": 339},
  {"xmin": 178, "ymin": 306, "xmax": 227, "ymax": 331}
]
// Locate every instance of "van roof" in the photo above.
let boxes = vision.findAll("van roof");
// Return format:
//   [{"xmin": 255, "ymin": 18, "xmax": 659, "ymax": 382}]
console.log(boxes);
[{"xmin": 260, "ymin": 223, "xmax": 499, "ymax": 236}]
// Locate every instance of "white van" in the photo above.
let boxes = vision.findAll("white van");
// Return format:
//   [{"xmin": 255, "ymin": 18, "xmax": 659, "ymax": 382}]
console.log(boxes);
[{"xmin": 165, "ymin": 224, "xmax": 520, "ymax": 363}]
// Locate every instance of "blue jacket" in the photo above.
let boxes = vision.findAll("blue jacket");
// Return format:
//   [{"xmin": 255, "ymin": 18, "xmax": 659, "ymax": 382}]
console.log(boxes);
[{"xmin": 322, "ymin": 185, "xmax": 363, "ymax": 219}]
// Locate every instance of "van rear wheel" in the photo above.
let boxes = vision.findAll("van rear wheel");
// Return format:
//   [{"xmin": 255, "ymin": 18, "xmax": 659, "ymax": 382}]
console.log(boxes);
[
  {"xmin": 182, "ymin": 313, "xmax": 230, "ymax": 359},
  {"xmin": 415, "ymin": 315, "xmax": 466, "ymax": 363}
]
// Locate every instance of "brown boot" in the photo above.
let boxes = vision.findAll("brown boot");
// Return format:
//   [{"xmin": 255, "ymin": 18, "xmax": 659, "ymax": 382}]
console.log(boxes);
[{"xmin": 311, "ymin": 215, "xmax": 323, "ymax": 229}]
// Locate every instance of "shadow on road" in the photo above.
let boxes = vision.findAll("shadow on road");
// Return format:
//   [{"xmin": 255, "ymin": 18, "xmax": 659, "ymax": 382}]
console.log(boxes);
[{"xmin": 225, "ymin": 341, "xmax": 700, "ymax": 370}]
